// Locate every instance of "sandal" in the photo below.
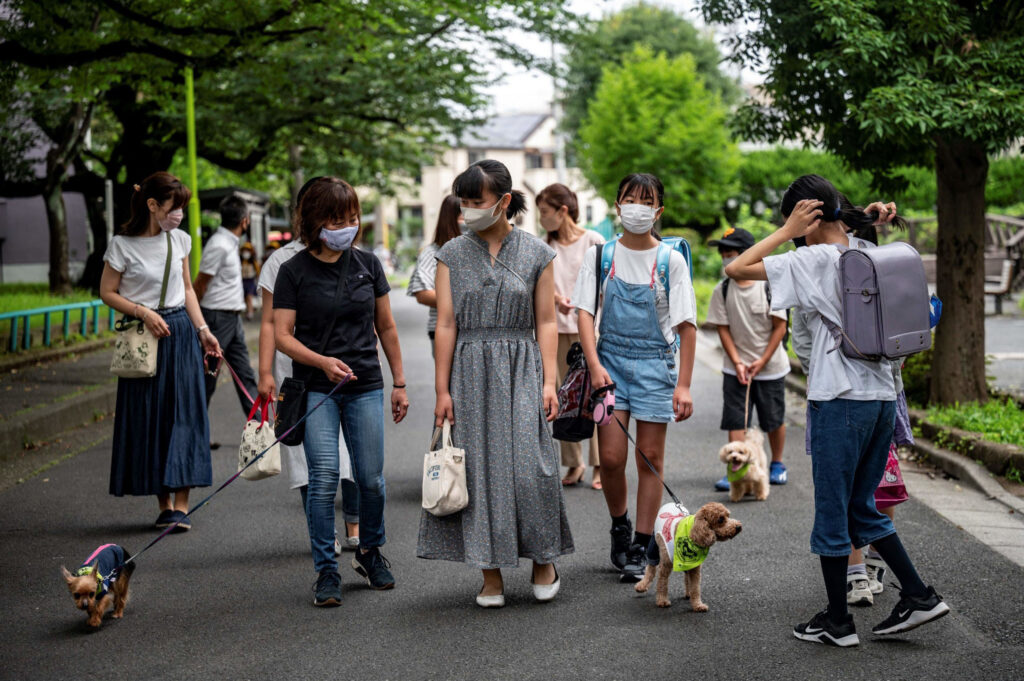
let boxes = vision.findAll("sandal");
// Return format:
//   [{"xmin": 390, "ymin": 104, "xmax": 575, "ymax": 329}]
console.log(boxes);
[
  {"xmin": 561, "ymin": 466, "xmax": 585, "ymax": 486},
  {"xmin": 591, "ymin": 479, "xmax": 603, "ymax": 490}
]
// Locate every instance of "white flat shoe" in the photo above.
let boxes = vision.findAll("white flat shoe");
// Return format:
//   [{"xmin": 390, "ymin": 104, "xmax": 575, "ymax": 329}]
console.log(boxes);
[
  {"xmin": 475, "ymin": 591, "xmax": 505, "ymax": 608},
  {"xmin": 532, "ymin": 569, "xmax": 560, "ymax": 602}
]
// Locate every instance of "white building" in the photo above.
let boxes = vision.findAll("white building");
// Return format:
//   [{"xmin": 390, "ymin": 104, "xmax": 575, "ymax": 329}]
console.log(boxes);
[{"xmin": 412, "ymin": 113, "xmax": 609, "ymax": 243}]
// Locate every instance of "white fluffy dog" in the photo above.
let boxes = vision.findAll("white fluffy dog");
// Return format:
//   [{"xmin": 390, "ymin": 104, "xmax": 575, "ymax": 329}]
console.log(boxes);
[{"xmin": 718, "ymin": 428, "xmax": 769, "ymax": 502}]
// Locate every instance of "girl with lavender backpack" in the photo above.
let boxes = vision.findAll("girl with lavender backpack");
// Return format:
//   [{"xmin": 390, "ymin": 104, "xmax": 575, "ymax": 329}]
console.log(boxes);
[{"xmin": 727, "ymin": 174, "xmax": 949, "ymax": 647}]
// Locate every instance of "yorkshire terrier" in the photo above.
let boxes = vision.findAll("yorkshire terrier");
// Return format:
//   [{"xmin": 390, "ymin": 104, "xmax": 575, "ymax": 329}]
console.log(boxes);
[
  {"xmin": 635, "ymin": 502, "xmax": 742, "ymax": 612},
  {"xmin": 61, "ymin": 544, "xmax": 135, "ymax": 628}
]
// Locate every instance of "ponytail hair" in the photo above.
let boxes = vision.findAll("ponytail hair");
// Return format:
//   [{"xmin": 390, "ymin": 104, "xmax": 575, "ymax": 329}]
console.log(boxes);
[
  {"xmin": 452, "ymin": 159, "xmax": 528, "ymax": 220},
  {"xmin": 120, "ymin": 172, "xmax": 191, "ymax": 236},
  {"xmin": 780, "ymin": 174, "xmax": 907, "ymax": 242}
]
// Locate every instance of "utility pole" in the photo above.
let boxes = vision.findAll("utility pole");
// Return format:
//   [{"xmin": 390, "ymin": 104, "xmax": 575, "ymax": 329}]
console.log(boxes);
[
  {"xmin": 185, "ymin": 65, "xmax": 202, "ymax": 274},
  {"xmin": 552, "ymin": 38, "xmax": 566, "ymax": 184}
]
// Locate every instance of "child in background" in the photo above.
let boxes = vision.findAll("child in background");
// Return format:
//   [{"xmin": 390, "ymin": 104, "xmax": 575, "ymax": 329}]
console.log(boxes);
[
  {"xmin": 573, "ymin": 173, "xmax": 697, "ymax": 583},
  {"xmin": 240, "ymin": 242, "xmax": 259, "ymax": 320},
  {"xmin": 726, "ymin": 174, "xmax": 948, "ymax": 647},
  {"xmin": 705, "ymin": 227, "xmax": 789, "ymax": 491}
]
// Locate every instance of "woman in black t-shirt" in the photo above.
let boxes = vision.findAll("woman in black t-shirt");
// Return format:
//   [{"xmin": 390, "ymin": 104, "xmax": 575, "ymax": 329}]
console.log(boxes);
[{"xmin": 274, "ymin": 177, "xmax": 409, "ymax": 607}]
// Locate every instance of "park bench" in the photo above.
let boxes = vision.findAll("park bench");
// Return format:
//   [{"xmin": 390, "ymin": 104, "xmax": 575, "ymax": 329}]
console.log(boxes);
[{"xmin": 985, "ymin": 259, "xmax": 1016, "ymax": 314}]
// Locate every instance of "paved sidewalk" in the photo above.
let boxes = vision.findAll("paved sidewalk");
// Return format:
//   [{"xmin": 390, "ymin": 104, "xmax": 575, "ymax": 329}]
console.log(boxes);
[
  {"xmin": 0, "ymin": 295, "xmax": 1021, "ymax": 680},
  {"xmin": 696, "ymin": 329, "xmax": 1024, "ymax": 568}
]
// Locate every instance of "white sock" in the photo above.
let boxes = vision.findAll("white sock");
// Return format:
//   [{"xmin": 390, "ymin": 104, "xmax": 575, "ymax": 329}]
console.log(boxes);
[{"xmin": 847, "ymin": 563, "xmax": 867, "ymax": 577}]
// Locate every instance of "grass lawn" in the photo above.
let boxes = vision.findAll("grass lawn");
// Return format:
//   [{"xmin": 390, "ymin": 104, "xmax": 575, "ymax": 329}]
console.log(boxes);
[
  {"xmin": 0, "ymin": 284, "xmax": 109, "ymax": 345},
  {"xmin": 925, "ymin": 397, "xmax": 1024, "ymax": 450}
]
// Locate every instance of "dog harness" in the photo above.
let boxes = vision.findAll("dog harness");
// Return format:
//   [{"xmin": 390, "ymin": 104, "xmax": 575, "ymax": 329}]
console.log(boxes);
[
  {"xmin": 75, "ymin": 544, "xmax": 125, "ymax": 598},
  {"xmin": 653, "ymin": 504, "xmax": 710, "ymax": 572},
  {"xmin": 726, "ymin": 461, "xmax": 751, "ymax": 482}
]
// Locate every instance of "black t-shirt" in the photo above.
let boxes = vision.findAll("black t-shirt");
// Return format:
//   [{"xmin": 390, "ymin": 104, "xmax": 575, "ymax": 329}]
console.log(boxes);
[{"xmin": 273, "ymin": 248, "xmax": 391, "ymax": 395}]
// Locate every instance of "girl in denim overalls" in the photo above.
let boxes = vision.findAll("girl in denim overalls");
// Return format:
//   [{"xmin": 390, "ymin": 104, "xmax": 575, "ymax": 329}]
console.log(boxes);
[{"xmin": 574, "ymin": 173, "xmax": 697, "ymax": 582}]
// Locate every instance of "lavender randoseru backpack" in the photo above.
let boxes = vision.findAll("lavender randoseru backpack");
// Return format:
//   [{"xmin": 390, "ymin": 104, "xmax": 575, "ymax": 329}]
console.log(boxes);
[{"xmin": 834, "ymin": 242, "xmax": 931, "ymax": 360}]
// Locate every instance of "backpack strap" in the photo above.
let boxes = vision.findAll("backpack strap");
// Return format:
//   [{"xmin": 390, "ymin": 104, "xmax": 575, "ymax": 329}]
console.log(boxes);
[
  {"xmin": 599, "ymin": 240, "xmax": 616, "ymax": 288},
  {"xmin": 721, "ymin": 277, "xmax": 730, "ymax": 302},
  {"xmin": 655, "ymin": 242, "xmax": 671, "ymax": 305}
]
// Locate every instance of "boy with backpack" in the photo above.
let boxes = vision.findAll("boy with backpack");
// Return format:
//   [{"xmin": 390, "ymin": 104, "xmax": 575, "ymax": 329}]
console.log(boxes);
[{"xmin": 706, "ymin": 227, "xmax": 789, "ymax": 491}]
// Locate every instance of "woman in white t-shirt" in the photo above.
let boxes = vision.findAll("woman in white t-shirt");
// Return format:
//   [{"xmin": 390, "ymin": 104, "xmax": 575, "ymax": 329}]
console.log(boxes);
[
  {"xmin": 100, "ymin": 172, "xmax": 221, "ymax": 532},
  {"xmin": 726, "ymin": 174, "xmax": 948, "ymax": 646},
  {"xmin": 536, "ymin": 183, "xmax": 605, "ymax": 489},
  {"xmin": 573, "ymin": 173, "xmax": 697, "ymax": 583}
]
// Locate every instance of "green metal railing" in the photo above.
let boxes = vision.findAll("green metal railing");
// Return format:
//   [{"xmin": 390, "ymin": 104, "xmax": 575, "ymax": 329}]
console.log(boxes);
[{"xmin": 0, "ymin": 300, "xmax": 117, "ymax": 352}]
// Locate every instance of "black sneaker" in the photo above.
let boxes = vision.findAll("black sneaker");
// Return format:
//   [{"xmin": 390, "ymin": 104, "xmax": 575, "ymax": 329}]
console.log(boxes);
[
  {"xmin": 619, "ymin": 543, "xmax": 646, "ymax": 583},
  {"xmin": 313, "ymin": 570, "xmax": 342, "ymax": 607},
  {"xmin": 793, "ymin": 608, "xmax": 860, "ymax": 647},
  {"xmin": 610, "ymin": 517, "xmax": 633, "ymax": 570},
  {"xmin": 872, "ymin": 586, "xmax": 950, "ymax": 635},
  {"xmin": 352, "ymin": 547, "xmax": 395, "ymax": 590}
]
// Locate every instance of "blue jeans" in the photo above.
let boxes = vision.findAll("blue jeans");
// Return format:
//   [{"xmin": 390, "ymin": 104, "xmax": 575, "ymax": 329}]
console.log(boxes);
[
  {"xmin": 808, "ymin": 399, "xmax": 896, "ymax": 556},
  {"xmin": 300, "ymin": 479, "xmax": 359, "ymax": 524},
  {"xmin": 303, "ymin": 389, "xmax": 386, "ymax": 573}
]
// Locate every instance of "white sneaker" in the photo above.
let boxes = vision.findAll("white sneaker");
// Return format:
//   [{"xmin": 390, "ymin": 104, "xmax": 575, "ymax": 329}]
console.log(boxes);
[
  {"xmin": 865, "ymin": 556, "xmax": 887, "ymax": 594},
  {"xmin": 847, "ymin": 574, "xmax": 874, "ymax": 606},
  {"xmin": 333, "ymin": 532, "xmax": 342, "ymax": 557},
  {"xmin": 475, "ymin": 591, "xmax": 505, "ymax": 608},
  {"xmin": 532, "ymin": 570, "xmax": 561, "ymax": 603}
]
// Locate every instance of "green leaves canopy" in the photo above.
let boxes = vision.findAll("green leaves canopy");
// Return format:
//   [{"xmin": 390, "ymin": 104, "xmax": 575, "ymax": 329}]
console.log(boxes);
[
  {"xmin": 577, "ymin": 47, "xmax": 739, "ymax": 231},
  {"xmin": 700, "ymin": 0, "xmax": 1024, "ymax": 186},
  {"xmin": 560, "ymin": 2, "xmax": 738, "ymax": 141}
]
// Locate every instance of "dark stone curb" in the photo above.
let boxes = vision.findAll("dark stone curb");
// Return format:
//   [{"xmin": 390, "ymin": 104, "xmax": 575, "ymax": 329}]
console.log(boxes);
[
  {"xmin": 784, "ymin": 361, "xmax": 1023, "ymax": 513},
  {"xmin": 0, "ymin": 337, "xmax": 114, "ymax": 374},
  {"xmin": 0, "ymin": 383, "xmax": 117, "ymax": 459}
]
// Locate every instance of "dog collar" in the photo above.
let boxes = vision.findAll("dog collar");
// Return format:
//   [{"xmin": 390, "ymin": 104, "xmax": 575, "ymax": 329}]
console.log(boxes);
[
  {"xmin": 74, "ymin": 565, "xmax": 110, "ymax": 598},
  {"xmin": 726, "ymin": 461, "xmax": 751, "ymax": 482}
]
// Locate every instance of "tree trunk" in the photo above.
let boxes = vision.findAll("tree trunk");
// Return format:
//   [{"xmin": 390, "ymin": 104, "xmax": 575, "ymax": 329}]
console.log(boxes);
[
  {"xmin": 930, "ymin": 137, "xmax": 989, "ymax": 405},
  {"xmin": 42, "ymin": 178, "xmax": 72, "ymax": 296}
]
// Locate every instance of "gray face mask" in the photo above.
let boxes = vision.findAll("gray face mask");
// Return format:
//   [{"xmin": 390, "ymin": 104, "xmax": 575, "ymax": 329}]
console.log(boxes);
[{"xmin": 460, "ymin": 195, "xmax": 507, "ymax": 232}]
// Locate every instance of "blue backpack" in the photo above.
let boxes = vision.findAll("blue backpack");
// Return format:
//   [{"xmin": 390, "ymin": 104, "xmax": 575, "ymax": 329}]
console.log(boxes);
[{"xmin": 596, "ymin": 235, "xmax": 693, "ymax": 303}]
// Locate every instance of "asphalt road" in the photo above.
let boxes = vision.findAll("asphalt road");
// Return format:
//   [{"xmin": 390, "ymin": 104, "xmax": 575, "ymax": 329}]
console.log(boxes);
[{"xmin": 2, "ymin": 292, "xmax": 1022, "ymax": 681}]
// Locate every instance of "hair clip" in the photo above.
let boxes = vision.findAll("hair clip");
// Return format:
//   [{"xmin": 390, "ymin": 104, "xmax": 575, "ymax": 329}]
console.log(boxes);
[{"xmin": 133, "ymin": 184, "xmax": 141, "ymax": 192}]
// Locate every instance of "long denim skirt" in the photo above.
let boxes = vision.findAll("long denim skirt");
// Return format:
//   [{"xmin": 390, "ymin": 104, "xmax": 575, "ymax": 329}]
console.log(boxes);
[{"xmin": 109, "ymin": 307, "xmax": 212, "ymax": 496}]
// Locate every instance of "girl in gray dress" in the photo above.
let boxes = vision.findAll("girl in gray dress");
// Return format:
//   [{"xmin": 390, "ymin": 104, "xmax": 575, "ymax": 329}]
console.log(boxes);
[{"xmin": 417, "ymin": 160, "xmax": 574, "ymax": 608}]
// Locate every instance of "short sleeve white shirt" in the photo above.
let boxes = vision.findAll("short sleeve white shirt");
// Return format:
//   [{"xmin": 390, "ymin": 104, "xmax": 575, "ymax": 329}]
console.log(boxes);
[
  {"xmin": 258, "ymin": 240, "xmax": 306, "ymax": 295},
  {"xmin": 572, "ymin": 242, "xmax": 697, "ymax": 345},
  {"xmin": 198, "ymin": 227, "xmax": 244, "ymax": 311},
  {"xmin": 104, "ymin": 229, "xmax": 191, "ymax": 309},
  {"xmin": 763, "ymin": 244, "xmax": 896, "ymax": 401}
]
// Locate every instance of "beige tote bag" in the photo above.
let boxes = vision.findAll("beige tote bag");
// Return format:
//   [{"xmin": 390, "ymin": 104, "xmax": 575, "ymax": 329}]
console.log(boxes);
[
  {"xmin": 422, "ymin": 421, "xmax": 468, "ymax": 516},
  {"xmin": 238, "ymin": 397, "xmax": 281, "ymax": 481},
  {"xmin": 110, "ymin": 232, "xmax": 173, "ymax": 379}
]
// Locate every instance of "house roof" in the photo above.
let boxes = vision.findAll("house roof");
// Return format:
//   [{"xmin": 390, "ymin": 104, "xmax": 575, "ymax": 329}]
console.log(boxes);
[{"xmin": 461, "ymin": 113, "xmax": 549, "ymax": 150}]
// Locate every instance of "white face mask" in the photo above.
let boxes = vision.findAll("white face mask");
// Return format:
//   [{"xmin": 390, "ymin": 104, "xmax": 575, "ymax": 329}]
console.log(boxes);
[
  {"xmin": 618, "ymin": 203, "xmax": 657, "ymax": 234},
  {"xmin": 460, "ymin": 195, "xmax": 506, "ymax": 232}
]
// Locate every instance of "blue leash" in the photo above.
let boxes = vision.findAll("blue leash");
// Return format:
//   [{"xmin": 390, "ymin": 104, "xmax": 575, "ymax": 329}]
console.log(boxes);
[{"xmin": 118, "ymin": 375, "xmax": 351, "ymax": 571}]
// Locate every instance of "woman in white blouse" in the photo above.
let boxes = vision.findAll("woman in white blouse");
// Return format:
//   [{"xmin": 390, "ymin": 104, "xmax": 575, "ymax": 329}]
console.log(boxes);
[{"xmin": 100, "ymin": 172, "xmax": 221, "ymax": 532}]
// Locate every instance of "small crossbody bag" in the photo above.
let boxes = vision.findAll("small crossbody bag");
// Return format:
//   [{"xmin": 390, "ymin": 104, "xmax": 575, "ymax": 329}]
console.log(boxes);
[
  {"xmin": 276, "ymin": 250, "xmax": 352, "ymax": 446},
  {"xmin": 110, "ymin": 232, "xmax": 173, "ymax": 379}
]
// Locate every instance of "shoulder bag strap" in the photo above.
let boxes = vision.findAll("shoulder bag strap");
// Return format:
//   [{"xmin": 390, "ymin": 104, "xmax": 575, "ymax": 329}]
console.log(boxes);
[
  {"xmin": 313, "ymin": 249, "xmax": 353, "ymax": 355},
  {"xmin": 157, "ymin": 231, "xmax": 173, "ymax": 309},
  {"xmin": 462, "ymin": 236, "xmax": 529, "ymax": 289}
]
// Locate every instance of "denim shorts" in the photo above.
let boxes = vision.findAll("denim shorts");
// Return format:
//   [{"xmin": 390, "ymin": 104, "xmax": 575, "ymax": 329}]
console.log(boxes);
[
  {"xmin": 808, "ymin": 398, "xmax": 897, "ymax": 556},
  {"xmin": 598, "ymin": 347, "xmax": 677, "ymax": 424}
]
